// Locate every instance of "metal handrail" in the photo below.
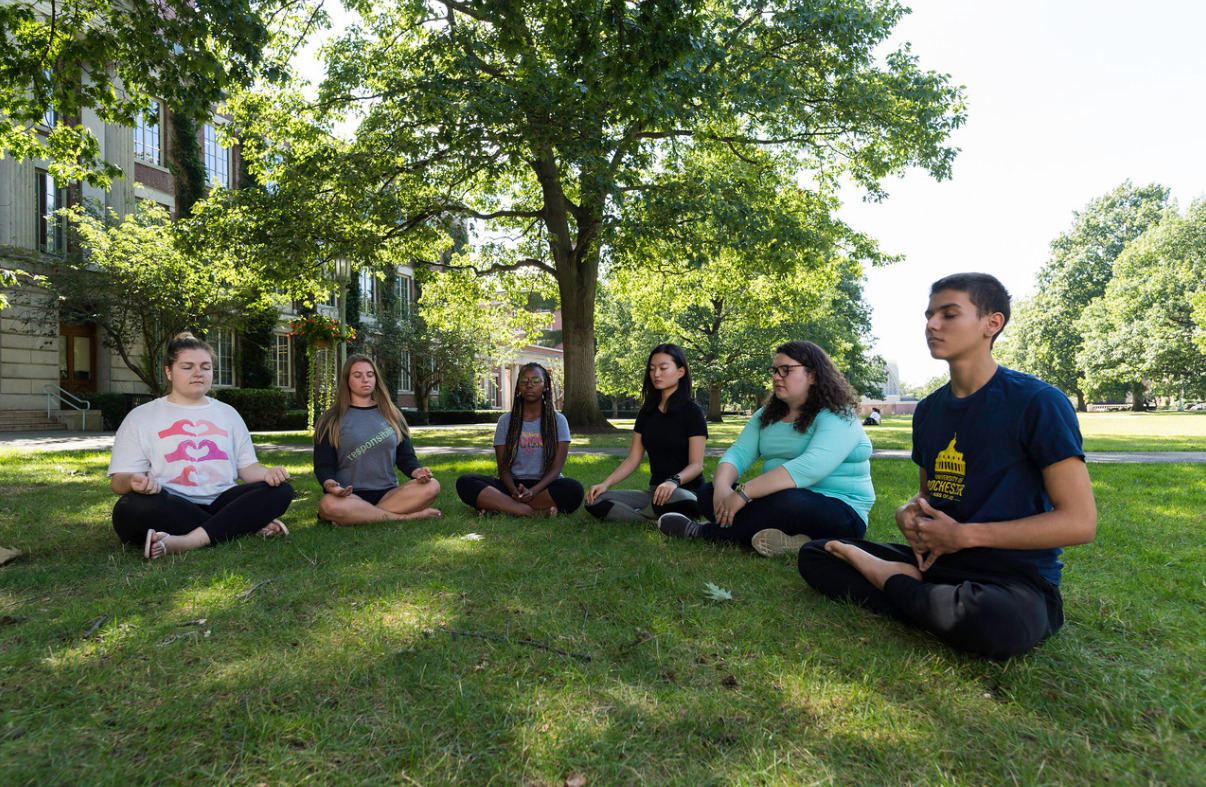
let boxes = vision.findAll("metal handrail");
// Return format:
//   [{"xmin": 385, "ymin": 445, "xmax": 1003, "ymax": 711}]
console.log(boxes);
[{"xmin": 44, "ymin": 384, "xmax": 92, "ymax": 430}]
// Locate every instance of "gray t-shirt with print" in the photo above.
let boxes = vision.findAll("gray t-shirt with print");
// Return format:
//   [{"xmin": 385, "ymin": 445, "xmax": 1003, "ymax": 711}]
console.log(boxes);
[{"xmin": 493, "ymin": 411, "xmax": 571, "ymax": 478}]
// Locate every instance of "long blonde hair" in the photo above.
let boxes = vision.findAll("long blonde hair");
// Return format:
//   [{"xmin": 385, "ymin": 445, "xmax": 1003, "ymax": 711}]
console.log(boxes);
[{"xmin": 314, "ymin": 353, "xmax": 409, "ymax": 450}]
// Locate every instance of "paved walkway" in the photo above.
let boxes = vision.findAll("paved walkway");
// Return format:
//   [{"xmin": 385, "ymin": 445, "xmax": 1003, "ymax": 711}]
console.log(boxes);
[{"xmin": 1, "ymin": 430, "xmax": 1203, "ymax": 463}]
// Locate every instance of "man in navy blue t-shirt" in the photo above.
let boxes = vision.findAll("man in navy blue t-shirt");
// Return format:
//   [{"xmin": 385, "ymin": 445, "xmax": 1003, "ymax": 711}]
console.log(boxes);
[{"xmin": 798, "ymin": 273, "xmax": 1097, "ymax": 659}]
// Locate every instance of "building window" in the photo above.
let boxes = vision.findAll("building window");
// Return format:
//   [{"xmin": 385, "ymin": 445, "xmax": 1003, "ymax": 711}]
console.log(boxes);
[
  {"xmin": 396, "ymin": 274, "xmax": 412, "ymax": 316},
  {"xmin": 203, "ymin": 123, "xmax": 230, "ymax": 187},
  {"xmin": 133, "ymin": 100, "xmax": 161, "ymax": 165},
  {"xmin": 36, "ymin": 170, "xmax": 65, "ymax": 254},
  {"xmin": 272, "ymin": 333, "xmax": 292, "ymax": 389},
  {"xmin": 210, "ymin": 328, "xmax": 235, "ymax": 387},
  {"xmin": 398, "ymin": 351, "xmax": 412, "ymax": 393},
  {"xmin": 359, "ymin": 269, "xmax": 378, "ymax": 316}
]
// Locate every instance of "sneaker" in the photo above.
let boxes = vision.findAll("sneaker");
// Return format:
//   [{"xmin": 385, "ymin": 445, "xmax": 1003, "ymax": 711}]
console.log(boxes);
[
  {"xmin": 658, "ymin": 512, "xmax": 703, "ymax": 538},
  {"xmin": 751, "ymin": 529, "xmax": 810, "ymax": 557}
]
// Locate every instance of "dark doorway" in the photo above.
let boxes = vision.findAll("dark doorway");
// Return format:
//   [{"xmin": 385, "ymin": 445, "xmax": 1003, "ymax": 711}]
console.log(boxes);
[{"xmin": 59, "ymin": 323, "xmax": 98, "ymax": 394}]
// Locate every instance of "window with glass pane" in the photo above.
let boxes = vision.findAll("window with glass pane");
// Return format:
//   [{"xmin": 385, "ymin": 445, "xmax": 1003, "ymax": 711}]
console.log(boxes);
[
  {"xmin": 41, "ymin": 70, "xmax": 57, "ymax": 128},
  {"xmin": 359, "ymin": 269, "xmax": 377, "ymax": 315},
  {"xmin": 36, "ymin": 170, "xmax": 64, "ymax": 253},
  {"xmin": 396, "ymin": 275, "xmax": 412, "ymax": 316},
  {"xmin": 203, "ymin": 123, "xmax": 230, "ymax": 187},
  {"xmin": 133, "ymin": 101, "xmax": 161, "ymax": 165},
  {"xmin": 272, "ymin": 334, "xmax": 292, "ymax": 388},
  {"xmin": 211, "ymin": 329, "xmax": 235, "ymax": 387},
  {"xmin": 398, "ymin": 351, "xmax": 413, "ymax": 392}
]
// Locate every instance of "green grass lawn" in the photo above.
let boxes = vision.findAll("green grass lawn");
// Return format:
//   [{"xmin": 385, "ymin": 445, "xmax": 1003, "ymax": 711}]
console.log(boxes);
[
  {"xmin": 0, "ymin": 450, "xmax": 1201, "ymax": 785},
  {"xmin": 261, "ymin": 411, "xmax": 1206, "ymax": 453}
]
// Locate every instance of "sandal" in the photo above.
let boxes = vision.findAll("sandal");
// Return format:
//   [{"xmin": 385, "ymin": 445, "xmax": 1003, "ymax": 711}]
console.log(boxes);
[
  {"xmin": 144, "ymin": 529, "xmax": 170, "ymax": 559},
  {"xmin": 256, "ymin": 519, "xmax": 290, "ymax": 538}
]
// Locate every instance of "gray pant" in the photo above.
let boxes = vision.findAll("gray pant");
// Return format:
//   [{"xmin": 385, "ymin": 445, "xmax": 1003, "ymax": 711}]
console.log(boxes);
[{"xmin": 584, "ymin": 485, "xmax": 700, "ymax": 522}]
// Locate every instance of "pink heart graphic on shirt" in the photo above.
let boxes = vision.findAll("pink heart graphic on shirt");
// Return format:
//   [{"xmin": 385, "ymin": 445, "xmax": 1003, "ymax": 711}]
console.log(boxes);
[
  {"xmin": 157, "ymin": 419, "xmax": 229, "ymax": 439},
  {"xmin": 194, "ymin": 440, "xmax": 229, "ymax": 462},
  {"xmin": 167, "ymin": 466, "xmax": 199, "ymax": 486},
  {"xmin": 163, "ymin": 440, "xmax": 199, "ymax": 463}
]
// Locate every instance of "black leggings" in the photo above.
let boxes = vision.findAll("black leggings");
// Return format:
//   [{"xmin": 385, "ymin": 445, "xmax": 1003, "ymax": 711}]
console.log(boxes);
[
  {"xmin": 798, "ymin": 539, "xmax": 1064, "ymax": 660},
  {"xmin": 455, "ymin": 474, "xmax": 584, "ymax": 514},
  {"xmin": 112, "ymin": 482, "xmax": 295, "ymax": 547}
]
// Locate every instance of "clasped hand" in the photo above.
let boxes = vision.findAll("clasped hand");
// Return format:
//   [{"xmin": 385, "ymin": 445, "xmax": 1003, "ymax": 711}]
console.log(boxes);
[
  {"xmin": 130, "ymin": 473, "xmax": 161, "ymax": 495},
  {"xmin": 897, "ymin": 496, "xmax": 964, "ymax": 571},
  {"xmin": 713, "ymin": 488, "xmax": 748, "ymax": 528}
]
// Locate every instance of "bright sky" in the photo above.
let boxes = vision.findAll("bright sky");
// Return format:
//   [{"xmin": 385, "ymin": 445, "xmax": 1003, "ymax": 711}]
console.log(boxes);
[
  {"xmin": 843, "ymin": 0, "xmax": 1206, "ymax": 384},
  {"xmin": 295, "ymin": 2, "xmax": 1206, "ymax": 386}
]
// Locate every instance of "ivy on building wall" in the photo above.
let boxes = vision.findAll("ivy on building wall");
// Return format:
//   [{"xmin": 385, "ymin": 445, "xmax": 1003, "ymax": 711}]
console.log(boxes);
[{"xmin": 168, "ymin": 109, "xmax": 207, "ymax": 219}]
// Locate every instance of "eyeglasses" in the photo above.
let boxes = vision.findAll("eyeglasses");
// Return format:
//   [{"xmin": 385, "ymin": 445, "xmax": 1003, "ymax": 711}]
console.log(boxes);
[
  {"xmin": 768, "ymin": 364, "xmax": 806, "ymax": 378},
  {"xmin": 518, "ymin": 377, "xmax": 545, "ymax": 387}
]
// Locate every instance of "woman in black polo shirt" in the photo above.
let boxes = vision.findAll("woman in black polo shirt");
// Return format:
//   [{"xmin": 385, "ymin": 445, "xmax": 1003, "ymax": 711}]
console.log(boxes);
[{"xmin": 585, "ymin": 344, "xmax": 708, "ymax": 522}]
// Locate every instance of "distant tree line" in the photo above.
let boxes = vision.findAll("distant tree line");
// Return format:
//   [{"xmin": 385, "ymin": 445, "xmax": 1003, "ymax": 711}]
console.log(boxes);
[{"xmin": 997, "ymin": 181, "xmax": 1206, "ymax": 411}]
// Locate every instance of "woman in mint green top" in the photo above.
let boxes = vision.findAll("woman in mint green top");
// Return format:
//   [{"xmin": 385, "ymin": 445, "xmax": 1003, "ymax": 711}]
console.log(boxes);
[{"xmin": 658, "ymin": 340, "xmax": 874, "ymax": 556}]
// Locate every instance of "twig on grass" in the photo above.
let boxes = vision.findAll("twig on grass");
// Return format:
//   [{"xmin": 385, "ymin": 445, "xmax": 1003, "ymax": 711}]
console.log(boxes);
[
  {"xmin": 236, "ymin": 576, "xmax": 282, "ymax": 601},
  {"xmin": 449, "ymin": 629, "xmax": 592, "ymax": 662},
  {"xmin": 82, "ymin": 615, "xmax": 108, "ymax": 640},
  {"xmin": 579, "ymin": 601, "xmax": 589, "ymax": 629}
]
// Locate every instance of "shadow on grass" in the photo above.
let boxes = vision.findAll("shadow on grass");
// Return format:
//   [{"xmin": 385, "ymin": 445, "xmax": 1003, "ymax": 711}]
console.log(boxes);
[{"xmin": 0, "ymin": 456, "xmax": 1201, "ymax": 784}]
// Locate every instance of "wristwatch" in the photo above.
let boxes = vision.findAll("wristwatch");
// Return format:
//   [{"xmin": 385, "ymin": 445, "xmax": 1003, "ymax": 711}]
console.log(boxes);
[
  {"xmin": 734, "ymin": 483, "xmax": 752, "ymax": 503},
  {"xmin": 668, "ymin": 474, "xmax": 682, "ymax": 487}
]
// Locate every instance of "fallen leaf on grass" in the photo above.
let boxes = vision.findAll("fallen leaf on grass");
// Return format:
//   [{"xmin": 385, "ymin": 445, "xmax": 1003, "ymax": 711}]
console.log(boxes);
[
  {"xmin": 703, "ymin": 582, "xmax": 732, "ymax": 601},
  {"xmin": 565, "ymin": 772, "xmax": 588, "ymax": 787},
  {"xmin": 0, "ymin": 546, "xmax": 25, "ymax": 566}
]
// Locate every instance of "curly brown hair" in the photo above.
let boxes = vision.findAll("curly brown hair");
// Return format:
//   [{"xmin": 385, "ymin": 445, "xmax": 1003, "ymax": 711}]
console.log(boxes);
[{"xmin": 758, "ymin": 341, "xmax": 859, "ymax": 433}]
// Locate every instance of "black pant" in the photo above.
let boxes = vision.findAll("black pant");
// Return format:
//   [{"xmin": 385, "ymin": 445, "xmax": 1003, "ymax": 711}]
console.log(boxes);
[
  {"xmin": 454, "ymin": 474, "xmax": 584, "ymax": 514},
  {"xmin": 798, "ymin": 539, "xmax": 1064, "ymax": 660},
  {"xmin": 112, "ymin": 482, "xmax": 295, "ymax": 547},
  {"xmin": 694, "ymin": 482, "xmax": 867, "ymax": 545}
]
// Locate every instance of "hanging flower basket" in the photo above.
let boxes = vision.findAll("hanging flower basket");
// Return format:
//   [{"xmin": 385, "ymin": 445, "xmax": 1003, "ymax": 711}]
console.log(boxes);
[{"xmin": 289, "ymin": 314, "xmax": 355, "ymax": 346}]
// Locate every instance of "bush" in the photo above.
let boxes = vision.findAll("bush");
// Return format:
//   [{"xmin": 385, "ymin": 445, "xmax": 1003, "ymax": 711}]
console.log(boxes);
[
  {"xmin": 78, "ymin": 392, "xmax": 128, "ymax": 430},
  {"xmin": 212, "ymin": 388, "xmax": 290, "ymax": 430},
  {"xmin": 403, "ymin": 409, "xmax": 505, "ymax": 426},
  {"xmin": 281, "ymin": 409, "xmax": 309, "ymax": 431}
]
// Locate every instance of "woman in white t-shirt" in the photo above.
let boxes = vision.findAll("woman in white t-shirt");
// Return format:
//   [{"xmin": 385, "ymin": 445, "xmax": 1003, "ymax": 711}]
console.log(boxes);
[
  {"xmin": 107, "ymin": 333, "xmax": 295, "ymax": 558},
  {"xmin": 454, "ymin": 362, "xmax": 583, "ymax": 516}
]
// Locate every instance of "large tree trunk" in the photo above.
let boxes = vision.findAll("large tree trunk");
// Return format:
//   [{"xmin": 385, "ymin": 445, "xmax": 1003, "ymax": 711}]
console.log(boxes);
[
  {"xmin": 707, "ymin": 382, "xmax": 724, "ymax": 423},
  {"xmin": 1075, "ymin": 389, "xmax": 1087, "ymax": 413},
  {"xmin": 558, "ymin": 273, "xmax": 609, "ymax": 428},
  {"xmin": 1130, "ymin": 381, "xmax": 1146, "ymax": 412},
  {"xmin": 534, "ymin": 150, "xmax": 610, "ymax": 429}
]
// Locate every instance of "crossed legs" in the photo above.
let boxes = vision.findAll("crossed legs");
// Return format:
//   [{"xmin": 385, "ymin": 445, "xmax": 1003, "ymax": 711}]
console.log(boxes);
[
  {"xmin": 798, "ymin": 539, "xmax": 1064, "ymax": 660},
  {"xmin": 317, "ymin": 479, "xmax": 442, "ymax": 526}
]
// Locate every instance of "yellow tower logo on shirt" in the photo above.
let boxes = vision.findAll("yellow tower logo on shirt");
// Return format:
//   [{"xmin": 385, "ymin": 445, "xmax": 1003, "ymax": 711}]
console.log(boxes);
[{"xmin": 930, "ymin": 435, "xmax": 965, "ymax": 501}]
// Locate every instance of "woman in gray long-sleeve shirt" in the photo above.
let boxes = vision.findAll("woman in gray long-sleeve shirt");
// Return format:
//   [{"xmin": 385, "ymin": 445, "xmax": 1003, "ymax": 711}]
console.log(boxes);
[{"xmin": 313, "ymin": 354, "xmax": 441, "ymax": 525}]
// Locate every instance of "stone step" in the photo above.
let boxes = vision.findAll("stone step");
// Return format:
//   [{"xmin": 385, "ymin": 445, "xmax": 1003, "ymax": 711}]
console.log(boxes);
[
  {"xmin": 0, "ymin": 421, "xmax": 62, "ymax": 433},
  {"xmin": 0, "ymin": 411, "xmax": 65, "ymax": 431}
]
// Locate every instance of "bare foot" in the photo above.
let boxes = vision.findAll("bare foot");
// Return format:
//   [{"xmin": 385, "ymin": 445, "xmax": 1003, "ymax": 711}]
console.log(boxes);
[
  {"xmin": 826, "ymin": 540, "xmax": 921, "ymax": 590},
  {"xmin": 397, "ymin": 507, "xmax": 442, "ymax": 521},
  {"xmin": 533, "ymin": 505, "xmax": 558, "ymax": 518}
]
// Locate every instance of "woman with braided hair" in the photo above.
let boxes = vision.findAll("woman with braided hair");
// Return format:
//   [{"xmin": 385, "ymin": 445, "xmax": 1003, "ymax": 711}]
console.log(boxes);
[{"xmin": 455, "ymin": 363, "xmax": 583, "ymax": 516}]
